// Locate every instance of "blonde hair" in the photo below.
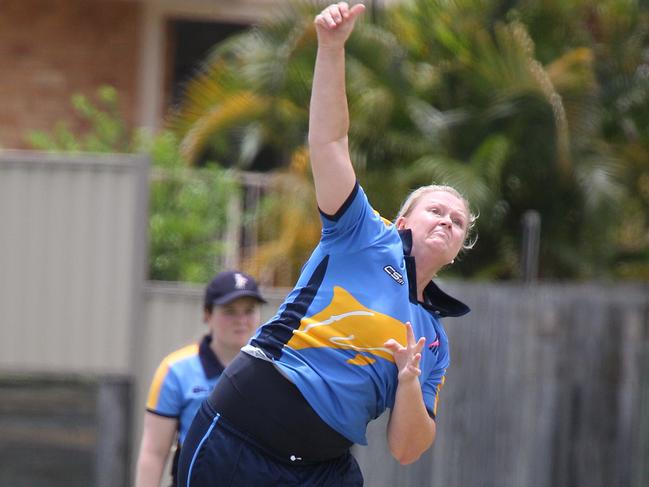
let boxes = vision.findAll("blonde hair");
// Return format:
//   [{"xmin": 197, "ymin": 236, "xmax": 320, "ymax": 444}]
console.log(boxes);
[{"xmin": 396, "ymin": 185, "xmax": 478, "ymax": 251}]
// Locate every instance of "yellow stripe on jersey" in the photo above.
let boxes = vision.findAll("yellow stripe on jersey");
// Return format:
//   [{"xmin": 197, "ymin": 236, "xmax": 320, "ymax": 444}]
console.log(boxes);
[
  {"xmin": 146, "ymin": 343, "xmax": 199, "ymax": 409},
  {"xmin": 287, "ymin": 286, "xmax": 407, "ymax": 365},
  {"xmin": 433, "ymin": 375, "xmax": 446, "ymax": 417},
  {"xmin": 372, "ymin": 209, "xmax": 393, "ymax": 228}
]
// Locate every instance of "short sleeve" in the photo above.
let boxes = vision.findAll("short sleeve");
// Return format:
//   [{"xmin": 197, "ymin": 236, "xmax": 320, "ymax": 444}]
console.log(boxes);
[
  {"xmin": 145, "ymin": 360, "xmax": 183, "ymax": 418},
  {"xmin": 319, "ymin": 183, "xmax": 393, "ymax": 254},
  {"xmin": 421, "ymin": 343, "xmax": 450, "ymax": 419},
  {"xmin": 422, "ymin": 370, "xmax": 447, "ymax": 419}
]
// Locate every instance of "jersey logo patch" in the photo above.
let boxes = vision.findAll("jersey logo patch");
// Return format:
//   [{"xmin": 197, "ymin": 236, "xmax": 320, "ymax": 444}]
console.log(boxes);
[
  {"xmin": 428, "ymin": 336, "xmax": 440, "ymax": 355},
  {"xmin": 383, "ymin": 265, "xmax": 405, "ymax": 285},
  {"xmin": 288, "ymin": 286, "xmax": 408, "ymax": 366}
]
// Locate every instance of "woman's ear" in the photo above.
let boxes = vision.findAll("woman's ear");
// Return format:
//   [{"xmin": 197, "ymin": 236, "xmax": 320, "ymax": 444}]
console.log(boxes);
[
  {"xmin": 203, "ymin": 310, "xmax": 211, "ymax": 324},
  {"xmin": 395, "ymin": 216, "xmax": 406, "ymax": 230}
]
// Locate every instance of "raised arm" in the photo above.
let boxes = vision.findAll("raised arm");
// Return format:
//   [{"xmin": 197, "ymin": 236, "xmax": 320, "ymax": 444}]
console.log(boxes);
[{"xmin": 309, "ymin": 2, "xmax": 365, "ymax": 215}]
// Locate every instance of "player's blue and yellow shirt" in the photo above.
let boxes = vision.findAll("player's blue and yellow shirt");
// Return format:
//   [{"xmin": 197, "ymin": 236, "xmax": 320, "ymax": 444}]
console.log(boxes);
[
  {"xmin": 146, "ymin": 335, "xmax": 224, "ymax": 444},
  {"xmin": 247, "ymin": 183, "xmax": 469, "ymax": 445}
]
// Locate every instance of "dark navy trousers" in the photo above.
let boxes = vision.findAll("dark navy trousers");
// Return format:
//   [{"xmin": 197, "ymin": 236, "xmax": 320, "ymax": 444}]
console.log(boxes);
[{"xmin": 177, "ymin": 400, "xmax": 364, "ymax": 487}]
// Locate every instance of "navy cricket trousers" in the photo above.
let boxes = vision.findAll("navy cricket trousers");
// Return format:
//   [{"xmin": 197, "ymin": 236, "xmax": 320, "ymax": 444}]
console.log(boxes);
[{"xmin": 177, "ymin": 400, "xmax": 364, "ymax": 487}]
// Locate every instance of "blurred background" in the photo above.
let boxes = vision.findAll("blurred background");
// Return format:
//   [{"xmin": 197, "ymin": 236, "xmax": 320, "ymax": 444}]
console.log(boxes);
[{"xmin": 0, "ymin": 0, "xmax": 648, "ymax": 486}]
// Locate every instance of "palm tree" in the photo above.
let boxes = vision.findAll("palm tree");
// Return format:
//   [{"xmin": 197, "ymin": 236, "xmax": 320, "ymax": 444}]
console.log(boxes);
[
  {"xmin": 170, "ymin": 0, "xmax": 645, "ymax": 281},
  {"xmin": 582, "ymin": 0, "xmax": 649, "ymax": 279},
  {"xmin": 170, "ymin": 2, "xmax": 317, "ymax": 169},
  {"xmin": 384, "ymin": 0, "xmax": 630, "ymax": 278}
]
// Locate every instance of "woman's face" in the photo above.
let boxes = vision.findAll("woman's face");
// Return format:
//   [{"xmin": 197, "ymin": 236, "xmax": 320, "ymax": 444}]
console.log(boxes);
[
  {"xmin": 396, "ymin": 190, "xmax": 469, "ymax": 269},
  {"xmin": 205, "ymin": 297, "xmax": 261, "ymax": 350}
]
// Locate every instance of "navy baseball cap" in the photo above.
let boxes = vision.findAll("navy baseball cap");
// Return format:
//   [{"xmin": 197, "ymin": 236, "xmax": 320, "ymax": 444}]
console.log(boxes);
[{"xmin": 204, "ymin": 271, "xmax": 266, "ymax": 307}]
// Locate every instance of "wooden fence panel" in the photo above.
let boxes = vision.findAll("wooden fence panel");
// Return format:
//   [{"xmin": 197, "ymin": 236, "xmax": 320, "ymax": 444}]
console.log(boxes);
[{"xmin": 355, "ymin": 282, "xmax": 649, "ymax": 487}]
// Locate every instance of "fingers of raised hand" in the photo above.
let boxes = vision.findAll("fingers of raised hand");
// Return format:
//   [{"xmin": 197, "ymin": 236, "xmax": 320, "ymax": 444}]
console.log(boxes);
[
  {"xmin": 316, "ymin": 3, "xmax": 347, "ymax": 28},
  {"xmin": 316, "ymin": 2, "xmax": 366, "ymax": 29},
  {"xmin": 336, "ymin": 2, "xmax": 350, "ymax": 19},
  {"xmin": 348, "ymin": 3, "xmax": 366, "ymax": 20}
]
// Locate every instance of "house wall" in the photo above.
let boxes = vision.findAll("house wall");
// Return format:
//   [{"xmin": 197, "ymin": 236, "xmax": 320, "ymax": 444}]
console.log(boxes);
[
  {"xmin": 0, "ymin": 0, "xmax": 142, "ymax": 149},
  {"xmin": 0, "ymin": 0, "xmax": 291, "ymax": 150},
  {"xmin": 0, "ymin": 0, "xmax": 404, "ymax": 150}
]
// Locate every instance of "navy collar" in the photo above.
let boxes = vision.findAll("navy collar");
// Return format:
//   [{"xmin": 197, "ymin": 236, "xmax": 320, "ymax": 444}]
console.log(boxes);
[
  {"xmin": 398, "ymin": 229, "xmax": 470, "ymax": 318},
  {"xmin": 198, "ymin": 335, "xmax": 226, "ymax": 379}
]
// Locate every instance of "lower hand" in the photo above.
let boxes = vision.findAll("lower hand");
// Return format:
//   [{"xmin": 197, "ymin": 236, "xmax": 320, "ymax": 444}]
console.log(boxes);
[{"xmin": 384, "ymin": 322, "xmax": 426, "ymax": 383}]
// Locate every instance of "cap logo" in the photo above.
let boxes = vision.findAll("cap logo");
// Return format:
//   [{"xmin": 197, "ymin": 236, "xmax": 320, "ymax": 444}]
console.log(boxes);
[{"xmin": 234, "ymin": 273, "xmax": 249, "ymax": 289}]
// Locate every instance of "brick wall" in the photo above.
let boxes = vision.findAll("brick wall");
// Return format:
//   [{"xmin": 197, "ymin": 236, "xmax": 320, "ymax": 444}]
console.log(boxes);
[{"xmin": 0, "ymin": 0, "xmax": 142, "ymax": 149}]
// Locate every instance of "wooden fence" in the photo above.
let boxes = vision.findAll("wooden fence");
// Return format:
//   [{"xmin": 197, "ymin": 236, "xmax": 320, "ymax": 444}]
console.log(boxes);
[
  {"xmin": 354, "ymin": 282, "xmax": 649, "ymax": 487},
  {"xmin": 135, "ymin": 281, "xmax": 649, "ymax": 487}
]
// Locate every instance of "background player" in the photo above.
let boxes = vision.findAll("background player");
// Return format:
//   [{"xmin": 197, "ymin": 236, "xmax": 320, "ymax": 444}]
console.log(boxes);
[{"xmin": 134, "ymin": 271, "xmax": 265, "ymax": 487}]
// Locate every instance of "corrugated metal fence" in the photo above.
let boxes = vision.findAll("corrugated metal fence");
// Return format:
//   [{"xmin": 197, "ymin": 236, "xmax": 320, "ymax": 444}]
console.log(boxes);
[{"xmin": 0, "ymin": 151, "xmax": 149, "ymax": 374}]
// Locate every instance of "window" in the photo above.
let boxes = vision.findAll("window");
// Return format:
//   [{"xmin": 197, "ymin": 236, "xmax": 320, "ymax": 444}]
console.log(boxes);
[
  {"xmin": 166, "ymin": 18, "xmax": 282, "ymax": 172},
  {"xmin": 168, "ymin": 19, "xmax": 247, "ymax": 108}
]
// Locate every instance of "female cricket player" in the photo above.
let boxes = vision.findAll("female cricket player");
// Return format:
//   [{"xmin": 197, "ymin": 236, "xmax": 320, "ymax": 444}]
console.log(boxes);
[{"xmin": 177, "ymin": 3, "xmax": 475, "ymax": 486}]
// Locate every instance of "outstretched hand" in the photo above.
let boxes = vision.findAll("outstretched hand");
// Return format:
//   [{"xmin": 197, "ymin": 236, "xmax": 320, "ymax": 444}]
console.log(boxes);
[
  {"xmin": 384, "ymin": 322, "xmax": 426, "ymax": 383},
  {"xmin": 314, "ymin": 2, "xmax": 366, "ymax": 49}
]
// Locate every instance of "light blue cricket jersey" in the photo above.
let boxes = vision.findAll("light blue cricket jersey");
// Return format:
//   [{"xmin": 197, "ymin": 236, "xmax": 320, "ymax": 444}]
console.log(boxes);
[
  {"xmin": 146, "ymin": 335, "xmax": 224, "ymax": 444},
  {"xmin": 248, "ymin": 183, "xmax": 469, "ymax": 445}
]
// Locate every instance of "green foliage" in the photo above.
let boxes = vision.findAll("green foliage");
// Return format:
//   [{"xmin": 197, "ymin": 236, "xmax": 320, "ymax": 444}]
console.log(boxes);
[
  {"xmin": 25, "ymin": 86, "xmax": 236, "ymax": 283},
  {"xmin": 169, "ymin": 2, "xmax": 318, "ymax": 168},
  {"xmin": 144, "ymin": 133, "xmax": 237, "ymax": 283},
  {"xmin": 172, "ymin": 0, "xmax": 649, "ymax": 281},
  {"xmin": 27, "ymin": 86, "xmax": 132, "ymax": 153}
]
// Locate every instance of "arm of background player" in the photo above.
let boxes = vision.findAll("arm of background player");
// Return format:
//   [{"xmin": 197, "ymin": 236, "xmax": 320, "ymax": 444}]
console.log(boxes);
[
  {"xmin": 135, "ymin": 412, "xmax": 178, "ymax": 487},
  {"xmin": 308, "ymin": 2, "xmax": 365, "ymax": 216}
]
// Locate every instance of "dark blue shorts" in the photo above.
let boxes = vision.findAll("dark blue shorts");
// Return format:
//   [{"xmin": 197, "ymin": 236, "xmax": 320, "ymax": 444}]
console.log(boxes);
[{"xmin": 177, "ymin": 400, "xmax": 364, "ymax": 487}]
